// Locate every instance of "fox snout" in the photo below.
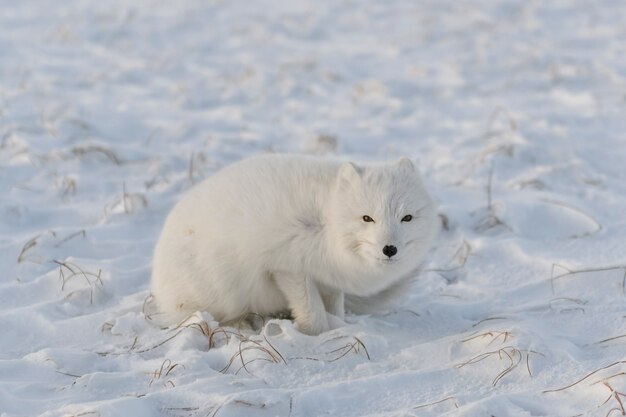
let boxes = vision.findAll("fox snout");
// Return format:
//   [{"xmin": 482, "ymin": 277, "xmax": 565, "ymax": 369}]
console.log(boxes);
[{"xmin": 382, "ymin": 245, "xmax": 398, "ymax": 258}]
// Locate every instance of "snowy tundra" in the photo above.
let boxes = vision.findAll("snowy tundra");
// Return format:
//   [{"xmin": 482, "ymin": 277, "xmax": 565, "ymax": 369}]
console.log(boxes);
[{"xmin": 151, "ymin": 155, "xmax": 439, "ymax": 334}]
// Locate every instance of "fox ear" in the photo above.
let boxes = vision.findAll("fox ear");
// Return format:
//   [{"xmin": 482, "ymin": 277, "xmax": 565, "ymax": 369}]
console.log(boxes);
[
  {"xmin": 397, "ymin": 157, "xmax": 416, "ymax": 173},
  {"xmin": 338, "ymin": 162, "xmax": 362, "ymax": 186}
]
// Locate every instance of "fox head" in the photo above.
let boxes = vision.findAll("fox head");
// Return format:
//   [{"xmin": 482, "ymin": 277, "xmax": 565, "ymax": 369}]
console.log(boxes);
[{"xmin": 327, "ymin": 158, "xmax": 438, "ymax": 276}]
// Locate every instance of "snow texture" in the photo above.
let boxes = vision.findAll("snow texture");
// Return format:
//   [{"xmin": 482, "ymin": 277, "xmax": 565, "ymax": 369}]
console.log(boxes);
[{"xmin": 1, "ymin": 1, "xmax": 626, "ymax": 416}]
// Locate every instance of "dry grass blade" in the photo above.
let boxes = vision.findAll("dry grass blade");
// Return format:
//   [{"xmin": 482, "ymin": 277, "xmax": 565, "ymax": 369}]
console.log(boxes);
[
  {"xmin": 540, "ymin": 198, "xmax": 602, "ymax": 239},
  {"xmin": 263, "ymin": 334, "xmax": 287, "ymax": 364},
  {"xmin": 210, "ymin": 397, "xmax": 272, "ymax": 417},
  {"xmin": 326, "ymin": 343, "xmax": 358, "ymax": 362},
  {"xmin": 456, "ymin": 348, "xmax": 504, "ymax": 368},
  {"xmin": 235, "ymin": 357, "xmax": 275, "ymax": 375},
  {"xmin": 17, "ymin": 235, "xmax": 40, "ymax": 263},
  {"xmin": 413, "ymin": 396, "xmax": 459, "ymax": 410},
  {"xmin": 287, "ymin": 335, "xmax": 370, "ymax": 364},
  {"xmin": 148, "ymin": 359, "xmax": 183, "ymax": 387},
  {"xmin": 606, "ymin": 407, "xmax": 625, "ymax": 417},
  {"xmin": 208, "ymin": 328, "xmax": 237, "ymax": 348},
  {"xmin": 237, "ymin": 341, "xmax": 250, "ymax": 374},
  {"xmin": 456, "ymin": 346, "xmax": 526, "ymax": 386},
  {"xmin": 188, "ymin": 151, "xmax": 208, "ymax": 184},
  {"xmin": 208, "ymin": 403, "xmax": 224, "ymax": 417},
  {"xmin": 72, "ymin": 145, "xmax": 121, "ymax": 165},
  {"xmin": 473, "ymin": 158, "xmax": 512, "ymax": 233},
  {"xmin": 549, "ymin": 297, "xmax": 587, "ymax": 314},
  {"xmin": 188, "ymin": 151, "xmax": 196, "ymax": 184},
  {"xmin": 232, "ymin": 399, "xmax": 267, "ymax": 408},
  {"xmin": 475, "ymin": 212, "xmax": 512, "ymax": 233},
  {"xmin": 327, "ymin": 340, "xmax": 365, "ymax": 363},
  {"xmin": 67, "ymin": 412, "xmax": 100, "ymax": 417},
  {"xmin": 601, "ymin": 382, "xmax": 626, "ymax": 417},
  {"xmin": 591, "ymin": 373, "xmax": 626, "ymax": 385},
  {"xmin": 142, "ymin": 294, "xmax": 154, "ymax": 320},
  {"xmin": 543, "ymin": 361, "xmax": 626, "ymax": 393},
  {"xmin": 439, "ymin": 213, "xmax": 450, "ymax": 231},
  {"xmin": 595, "ymin": 334, "xmax": 626, "ymax": 346},
  {"xmin": 550, "ymin": 264, "xmax": 626, "ymax": 295},
  {"xmin": 56, "ymin": 370, "xmax": 82, "ymax": 378},
  {"xmin": 471, "ymin": 316, "xmax": 508, "ymax": 328},
  {"xmin": 128, "ymin": 336, "xmax": 138, "ymax": 351},
  {"xmin": 461, "ymin": 330, "xmax": 513, "ymax": 345},
  {"xmin": 526, "ymin": 350, "xmax": 545, "ymax": 377},
  {"xmin": 134, "ymin": 329, "xmax": 184, "ymax": 354},
  {"xmin": 53, "ymin": 259, "xmax": 103, "ymax": 304},
  {"xmin": 164, "ymin": 406, "xmax": 200, "ymax": 412},
  {"xmin": 122, "ymin": 182, "xmax": 148, "ymax": 214},
  {"xmin": 486, "ymin": 106, "xmax": 517, "ymax": 133},
  {"xmin": 353, "ymin": 336, "xmax": 370, "ymax": 360},
  {"xmin": 487, "ymin": 160, "xmax": 495, "ymax": 211},
  {"xmin": 54, "ymin": 230, "xmax": 86, "ymax": 247},
  {"xmin": 425, "ymin": 240, "xmax": 472, "ymax": 278},
  {"xmin": 288, "ymin": 356, "xmax": 321, "ymax": 362},
  {"xmin": 220, "ymin": 337, "xmax": 283, "ymax": 375},
  {"xmin": 492, "ymin": 348, "xmax": 522, "ymax": 386}
]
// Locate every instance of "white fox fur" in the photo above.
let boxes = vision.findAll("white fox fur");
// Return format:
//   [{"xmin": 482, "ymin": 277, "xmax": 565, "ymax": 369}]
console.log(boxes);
[{"xmin": 151, "ymin": 154, "xmax": 438, "ymax": 334}]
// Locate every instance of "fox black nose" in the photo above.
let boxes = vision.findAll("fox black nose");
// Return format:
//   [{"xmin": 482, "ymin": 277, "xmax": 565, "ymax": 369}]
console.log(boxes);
[{"xmin": 382, "ymin": 245, "xmax": 397, "ymax": 258}]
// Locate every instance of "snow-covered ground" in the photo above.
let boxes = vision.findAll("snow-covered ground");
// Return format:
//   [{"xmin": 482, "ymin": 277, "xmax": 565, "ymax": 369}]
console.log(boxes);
[{"xmin": 2, "ymin": 0, "xmax": 626, "ymax": 416}]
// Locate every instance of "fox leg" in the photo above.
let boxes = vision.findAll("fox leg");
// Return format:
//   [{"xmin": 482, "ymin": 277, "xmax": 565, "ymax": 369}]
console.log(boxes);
[
  {"xmin": 274, "ymin": 273, "xmax": 329, "ymax": 335},
  {"xmin": 320, "ymin": 286, "xmax": 345, "ymax": 319}
]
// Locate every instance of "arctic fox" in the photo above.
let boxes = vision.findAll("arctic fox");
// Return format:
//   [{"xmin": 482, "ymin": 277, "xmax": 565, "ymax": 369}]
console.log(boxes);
[{"xmin": 151, "ymin": 154, "xmax": 438, "ymax": 335}]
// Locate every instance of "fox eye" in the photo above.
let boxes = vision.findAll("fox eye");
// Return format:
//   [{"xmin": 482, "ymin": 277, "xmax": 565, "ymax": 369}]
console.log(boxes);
[
  {"xmin": 401, "ymin": 214, "xmax": 413, "ymax": 222},
  {"xmin": 362, "ymin": 215, "xmax": 375, "ymax": 223}
]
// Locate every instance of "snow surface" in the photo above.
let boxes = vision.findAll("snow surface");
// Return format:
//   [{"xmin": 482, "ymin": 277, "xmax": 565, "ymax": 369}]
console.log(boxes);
[{"xmin": 1, "ymin": 0, "xmax": 626, "ymax": 416}]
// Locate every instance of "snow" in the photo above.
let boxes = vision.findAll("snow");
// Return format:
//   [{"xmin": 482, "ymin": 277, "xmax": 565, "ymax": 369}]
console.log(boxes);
[{"xmin": 1, "ymin": 0, "xmax": 625, "ymax": 416}]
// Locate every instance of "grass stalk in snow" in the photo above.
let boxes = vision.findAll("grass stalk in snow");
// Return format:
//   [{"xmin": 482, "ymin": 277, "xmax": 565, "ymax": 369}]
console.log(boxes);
[
  {"xmin": 456, "ymin": 346, "xmax": 522, "ymax": 386},
  {"xmin": 122, "ymin": 182, "xmax": 148, "ymax": 214},
  {"xmin": 598, "ymin": 382, "xmax": 626, "ymax": 417},
  {"xmin": 188, "ymin": 151, "xmax": 197, "ymax": 184},
  {"xmin": 461, "ymin": 330, "xmax": 513, "ymax": 345},
  {"xmin": 210, "ymin": 392, "xmax": 292, "ymax": 417},
  {"xmin": 413, "ymin": 396, "xmax": 459, "ymax": 411},
  {"xmin": 593, "ymin": 377, "xmax": 626, "ymax": 416},
  {"xmin": 66, "ymin": 412, "xmax": 100, "ymax": 417},
  {"xmin": 53, "ymin": 259, "xmax": 103, "ymax": 304},
  {"xmin": 72, "ymin": 144, "xmax": 121, "ymax": 165},
  {"xmin": 543, "ymin": 361, "xmax": 626, "ymax": 393},
  {"xmin": 486, "ymin": 106, "xmax": 518, "ymax": 133},
  {"xmin": 54, "ymin": 229, "xmax": 86, "ymax": 247},
  {"xmin": 471, "ymin": 316, "xmax": 508, "ymax": 328},
  {"xmin": 288, "ymin": 335, "xmax": 371, "ymax": 364},
  {"xmin": 595, "ymin": 334, "xmax": 626, "ymax": 346},
  {"xmin": 148, "ymin": 358, "xmax": 182, "ymax": 388},
  {"xmin": 425, "ymin": 239, "xmax": 472, "ymax": 280},
  {"xmin": 550, "ymin": 264, "xmax": 626, "ymax": 295},
  {"xmin": 382, "ymin": 309, "xmax": 421, "ymax": 318},
  {"xmin": 163, "ymin": 406, "xmax": 200, "ymax": 414},
  {"xmin": 456, "ymin": 346, "xmax": 542, "ymax": 386},
  {"xmin": 540, "ymin": 198, "xmax": 602, "ymax": 238},
  {"xmin": 134, "ymin": 329, "xmax": 184, "ymax": 354},
  {"xmin": 59, "ymin": 175, "xmax": 77, "ymax": 196},
  {"xmin": 17, "ymin": 231, "xmax": 59, "ymax": 263},
  {"xmin": 549, "ymin": 297, "xmax": 587, "ymax": 314},
  {"xmin": 220, "ymin": 342, "xmax": 278, "ymax": 374},
  {"xmin": 103, "ymin": 183, "xmax": 148, "ymax": 216},
  {"xmin": 96, "ymin": 328, "xmax": 187, "ymax": 356},
  {"xmin": 17, "ymin": 235, "xmax": 41, "ymax": 263},
  {"xmin": 475, "ymin": 159, "xmax": 512, "ymax": 233}
]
